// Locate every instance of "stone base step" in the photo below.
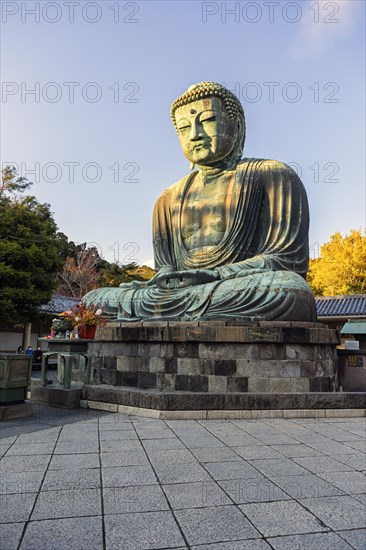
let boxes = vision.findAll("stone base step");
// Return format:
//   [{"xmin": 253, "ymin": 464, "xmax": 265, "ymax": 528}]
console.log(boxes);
[
  {"xmin": 31, "ymin": 385, "xmax": 82, "ymax": 408},
  {"xmin": 80, "ymin": 398, "xmax": 366, "ymax": 420},
  {"xmin": 81, "ymin": 384, "xmax": 366, "ymax": 414},
  {"xmin": 0, "ymin": 401, "xmax": 33, "ymax": 421}
]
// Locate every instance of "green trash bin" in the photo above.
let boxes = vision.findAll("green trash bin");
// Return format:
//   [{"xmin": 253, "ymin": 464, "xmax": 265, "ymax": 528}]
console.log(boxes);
[{"xmin": 0, "ymin": 354, "xmax": 32, "ymax": 404}]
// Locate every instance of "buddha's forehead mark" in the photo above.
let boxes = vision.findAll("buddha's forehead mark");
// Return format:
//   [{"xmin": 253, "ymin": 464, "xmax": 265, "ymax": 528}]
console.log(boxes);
[{"xmin": 177, "ymin": 108, "xmax": 217, "ymax": 121}]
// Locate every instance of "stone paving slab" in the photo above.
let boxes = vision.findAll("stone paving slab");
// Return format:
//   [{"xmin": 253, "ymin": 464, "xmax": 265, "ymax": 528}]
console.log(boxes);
[
  {"xmin": 345, "ymin": 440, "xmax": 366, "ymax": 452},
  {"xmin": 102, "ymin": 464, "xmax": 158, "ymax": 488},
  {"xmin": 267, "ymin": 531, "xmax": 353, "ymax": 549},
  {"xmin": 191, "ymin": 542, "xmax": 271, "ymax": 550},
  {"xmin": 299, "ymin": 495, "xmax": 366, "ymax": 530},
  {"xmin": 162, "ymin": 481, "xmax": 232, "ymax": 509},
  {"xmin": 337, "ymin": 529, "xmax": 366, "ymax": 549},
  {"xmin": 240, "ymin": 500, "xmax": 327, "ymax": 537},
  {"xmin": 318, "ymin": 470, "xmax": 366, "ymax": 494},
  {"xmin": 269, "ymin": 473, "xmax": 345, "ymax": 499},
  {"xmin": 0, "ymin": 437, "xmax": 17, "ymax": 457},
  {"xmin": 218, "ymin": 477, "xmax": 291, "ymax": 504},
  {"xmin": 103, "ymin": 484, "xmax": 169, "ymax": 514},
  {"xmin": 0, "ymin": 454, "xmax": 51, "ymax": 472},
  {"xmin": 203, "ymin": 457, "xmax": 262, "ymax": 479},
  {"xmin": 189, "ymin": 445, "xmax": 241, "ymax": 462},
  {"xmin": 99, "ymin": 429, "xmax": 138, "ymax": 441},
  {"xmin": 142, "ymin": 437, "xmax": 186, "ymax": 450},
  {"xmin": 0, "ymin": 405, "xmax": 365, "ymax": 549},
  {"xmin": 247, "ymin": 457, "xmax": 310, "ymax": 478},
  {"xmin": 306, "ymin": 440, "xmax": 360, "ymax": 455},
  {"xmin": 42, "ymin": 467, "xmax": 101, "ymax": 491},
  {"xmin": 31, "ymin": 488, "xmax": 102, "ymax": 520},
  {"xmin": 174, "ymin": 505, "xmax": 261, "ymax": 545},
  {"xmin": 215, "ymin": 434, "xmax": 263, "ymax": 447},
  {"xmin": 16, "ymin": 430, "xmax": 60, "ymax": 444},
  {"xmin": 333, "ymin": 452, "xmax": 366, "ymax": 470},
  {"xmin": 4, "ymin": 442, "xmax": 56, "ymax": 456},
  {"xmin": 0, "ymin": 492, "xmax": 38, "ymax": 523},
  {"xmin": 0, "ymin": 523, "xmax": 25, "ymax": 550},
  {"xmin": 148, "ymin": 448, "xmax": 197, "ymax": 465},
  {"xmin": 175, "ymin": 436, "xmax": 226, "ymax": 449},
  {"xmin": 153, "ymin": 461, "xmax": 212, "ymax": 484},
  {"xmin": 354, "ymin": 493, "xmax": 366, "ymax": 505},
  {"xmin": 19, "ymin": 517, "xmax": 104, "ymax": 550},
  {"xmin": 233, "ymin": 444, "xmax": 285, "ymax": 460},
  {"xmin": 100, "ymin": 449, "xmax": 149, "ymax": 468},
  {"xmin": 292, "ymin": 455, "xmax": 354, "ymax": 474},
  {"xmin": 54, "ymin": 439, "xmax": 99, "ymax": 454},
  {"xmin": 57, "ymin": 431, "xmax": 98, "ymax": 442},
  {"xmin": 48, "ymin": 452, "xmax": 100, "ymax": 470},
  {"xmin": 104, "ymin": 511, "xmax": 186, "ymax": 549},
  {"xmin": 270, "ymin": 443, "xmax": 323, "ymax": 457},
  {"xmin": 100, "ymin": 439, "xmax": 142, "ymax": 453},
  {"xmin": 1, "ymin": 470, "xmax": 44, "ymax": 495}
]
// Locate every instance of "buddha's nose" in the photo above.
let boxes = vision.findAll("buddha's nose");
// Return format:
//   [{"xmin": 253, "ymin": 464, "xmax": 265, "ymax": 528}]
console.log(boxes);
[{"xmin": 190, "ymin": 122, "xmax": 203, "ymax": 141}]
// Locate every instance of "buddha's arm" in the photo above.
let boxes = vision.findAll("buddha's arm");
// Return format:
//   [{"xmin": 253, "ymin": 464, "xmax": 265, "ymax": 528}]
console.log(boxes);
[
  {"xmin": 214, "ymin": 161, "xmax": 310, "ymax": 280},
  {"xmin": 152, "ymin": 187, "xmax": 177, "ymax": 273}
]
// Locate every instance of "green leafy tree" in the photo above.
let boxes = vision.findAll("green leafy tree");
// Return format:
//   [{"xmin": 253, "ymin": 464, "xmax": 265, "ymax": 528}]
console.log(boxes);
[
  {"xmin": 0, "ymin": 165, "xmax": 32, "ymax": 200},
  {"xmin": 57, "ymin": 231, "xmax": 78, "ymax": 262},
  {"xmin": 307, "ymin": 229, "xmax": 366, "ymax": 296},
  {"xmin": 0, "ymin": 167, "xmax": 66, "ymax": 323}
]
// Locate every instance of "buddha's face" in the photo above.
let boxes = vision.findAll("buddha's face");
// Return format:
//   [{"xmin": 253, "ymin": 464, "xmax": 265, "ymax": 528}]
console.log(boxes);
[{"xmin": 175, "ymin": 97, "xmax": 237, "ymax": 166}]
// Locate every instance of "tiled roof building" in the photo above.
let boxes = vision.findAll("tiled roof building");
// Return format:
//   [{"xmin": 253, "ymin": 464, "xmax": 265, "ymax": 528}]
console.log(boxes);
[
  {"xmin": 316, "ymin": 295, "xmax": 366, "ymax": 319},
  {"xmin": 39, "ymin": 294, "xmax": 79, "ymax": 315}
]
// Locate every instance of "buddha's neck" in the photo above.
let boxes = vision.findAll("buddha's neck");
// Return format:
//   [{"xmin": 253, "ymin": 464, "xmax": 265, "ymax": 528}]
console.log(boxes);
[{"xmin": 196, "ymin": 158, "xmax": 238, "ymax": 184}]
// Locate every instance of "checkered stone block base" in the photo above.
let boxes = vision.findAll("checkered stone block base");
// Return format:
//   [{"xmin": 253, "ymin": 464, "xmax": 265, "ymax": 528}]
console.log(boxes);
[{"xmin": 88, "ymin": 321, "xmax": 339, "ymax": 393}]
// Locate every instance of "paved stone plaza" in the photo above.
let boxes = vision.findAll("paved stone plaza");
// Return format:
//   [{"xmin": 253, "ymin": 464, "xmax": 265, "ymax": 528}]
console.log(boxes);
[{"xmin": 1, "ymin": 406, "xmax": 365, "ymax": 550}]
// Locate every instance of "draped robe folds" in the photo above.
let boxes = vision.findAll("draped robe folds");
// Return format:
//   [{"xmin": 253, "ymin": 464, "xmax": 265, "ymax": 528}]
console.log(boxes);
[{"xmin": 83, "ymin": 158, "xmax": 316, "ymax": 321}]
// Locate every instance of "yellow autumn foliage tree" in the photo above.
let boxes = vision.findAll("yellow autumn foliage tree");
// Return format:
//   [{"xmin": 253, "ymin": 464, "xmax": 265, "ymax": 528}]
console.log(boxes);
[{"xmin": 307, "ymin": 229, "xmax": 366, "ymax": 296}]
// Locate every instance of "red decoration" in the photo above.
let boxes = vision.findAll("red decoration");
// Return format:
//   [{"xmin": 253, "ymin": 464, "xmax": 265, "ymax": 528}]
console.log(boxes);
[{"xmin": 78, "ymin": 325, "xmax": 97, "ymax": 339}]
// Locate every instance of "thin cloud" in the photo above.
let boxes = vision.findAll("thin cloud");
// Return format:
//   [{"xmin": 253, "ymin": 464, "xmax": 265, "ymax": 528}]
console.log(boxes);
[{"xmin": 292, "ymin": 0, "xmax": 360, "ymax": 58}]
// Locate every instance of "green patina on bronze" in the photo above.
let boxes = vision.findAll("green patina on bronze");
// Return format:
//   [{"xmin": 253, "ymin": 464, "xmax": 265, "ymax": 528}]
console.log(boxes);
[{"xmin": 84, "ymin": 82, "xmax": 316, "ymax": 322}]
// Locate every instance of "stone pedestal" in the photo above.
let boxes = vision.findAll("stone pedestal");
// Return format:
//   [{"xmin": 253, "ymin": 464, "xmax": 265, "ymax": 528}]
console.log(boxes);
[
  {"xmin": 31, "ymin": 339, "xmax": 90, "ymax": 408},
  {"xmin": 90, "ymin": 321, "xmax": 339, "ymax": 394},
  {"xmin": 38, "ymin": 338, "xmax": 92, "ymax": 387}
]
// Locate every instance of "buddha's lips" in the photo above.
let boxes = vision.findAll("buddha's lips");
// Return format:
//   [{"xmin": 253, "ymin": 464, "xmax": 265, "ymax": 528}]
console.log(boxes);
[{"xmin": 191, "ymin": 143, "xmax": 208, "ymax": 151}]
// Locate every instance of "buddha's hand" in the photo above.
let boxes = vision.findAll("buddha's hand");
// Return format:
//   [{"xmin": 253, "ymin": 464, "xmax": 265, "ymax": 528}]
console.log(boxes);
[
  {"xmin": 146, "ymin": 267, "xmax": 176, "ymax": 287},
  {"xmin": 155, "ymin": 269, "xmax": 220, "ymax": 290}
]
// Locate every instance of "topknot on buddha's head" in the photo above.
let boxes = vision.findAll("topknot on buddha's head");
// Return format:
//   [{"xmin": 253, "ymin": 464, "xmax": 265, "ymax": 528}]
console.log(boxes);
[{"xmin": 170, "ymin": 81, "xmax": 244, "ymax": 132}]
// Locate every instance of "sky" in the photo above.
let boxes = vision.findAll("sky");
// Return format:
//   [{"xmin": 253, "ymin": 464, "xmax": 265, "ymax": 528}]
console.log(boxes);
[{"xmin": 1, "ymin": 0, "xmax": 365, "ymax": 267}]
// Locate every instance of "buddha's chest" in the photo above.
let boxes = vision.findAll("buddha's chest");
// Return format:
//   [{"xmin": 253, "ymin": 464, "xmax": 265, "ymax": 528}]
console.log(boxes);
[{"xmin": 180, "ymin": 175, "xmax": 233, "ymax": 247}]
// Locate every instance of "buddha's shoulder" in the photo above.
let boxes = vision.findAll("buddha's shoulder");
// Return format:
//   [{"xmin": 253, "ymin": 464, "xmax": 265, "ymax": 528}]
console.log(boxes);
[
  {"xmin": 238, "ymin": 158, "xmax": 296, "ymax": 174},
  {"xmin": 155, "ymin": 174, "xmax": 191, "ymax": 202}
]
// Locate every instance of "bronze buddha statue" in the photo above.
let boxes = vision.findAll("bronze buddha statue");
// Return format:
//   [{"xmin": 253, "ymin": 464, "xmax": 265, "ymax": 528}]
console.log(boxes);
[{"xmin": 83, "ymin": 81, "xmax": 316, "ymax": 322}]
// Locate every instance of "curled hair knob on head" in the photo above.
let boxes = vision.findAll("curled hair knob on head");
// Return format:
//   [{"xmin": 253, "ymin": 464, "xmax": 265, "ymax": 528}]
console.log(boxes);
[{"xmin": 171, "ymin": 81, "xmax": 245, "ymax": 131}]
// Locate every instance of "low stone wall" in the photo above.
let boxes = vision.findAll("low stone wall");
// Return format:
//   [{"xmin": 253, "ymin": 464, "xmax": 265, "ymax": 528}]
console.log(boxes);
[{"xmin": 90, "ymin": 321, "xmax": 339, "ymax": 394}]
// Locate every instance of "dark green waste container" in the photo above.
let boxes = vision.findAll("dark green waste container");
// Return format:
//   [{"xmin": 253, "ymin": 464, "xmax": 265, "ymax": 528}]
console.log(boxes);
[{"xmin": 0, "ymin": 354, "xmax": 32, "ymax": 404}]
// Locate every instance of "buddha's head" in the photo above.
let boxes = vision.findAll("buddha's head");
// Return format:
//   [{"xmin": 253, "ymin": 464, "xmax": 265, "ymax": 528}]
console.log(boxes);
[{"xmin": 171, "ymin": 82, "xmax": 245, "ymax": 168}]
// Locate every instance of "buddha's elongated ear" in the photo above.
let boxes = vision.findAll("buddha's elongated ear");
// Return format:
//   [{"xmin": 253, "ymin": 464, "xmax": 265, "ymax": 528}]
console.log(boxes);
[
  {"xmin": 231, "ymin": 115, "xmax": 245, "ymax": 164},
  {"xmin": 190, "ymin": 162, "xmax": 195, "ymax": 170}
]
